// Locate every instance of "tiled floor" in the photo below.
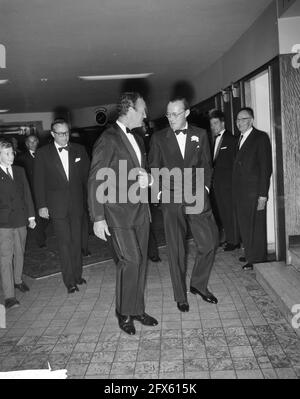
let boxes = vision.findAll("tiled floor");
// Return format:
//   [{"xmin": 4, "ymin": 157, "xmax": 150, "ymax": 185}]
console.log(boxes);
[{"xmin": 1, "ymin": 243, "xmax": 300, "ymax": 379}]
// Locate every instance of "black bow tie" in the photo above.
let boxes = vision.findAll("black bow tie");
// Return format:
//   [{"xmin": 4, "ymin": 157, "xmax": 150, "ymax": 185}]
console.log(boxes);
[
  {"xmin": 58, "ymin": 146, "xmax": 69, "ymax": 152},
  {"xmin": 174, "ymin": 129, "xmax": 187, "ymax": 135},
  {"xmin": 126, "ymin": 128, "xmax": 133, "ymax": 134}
]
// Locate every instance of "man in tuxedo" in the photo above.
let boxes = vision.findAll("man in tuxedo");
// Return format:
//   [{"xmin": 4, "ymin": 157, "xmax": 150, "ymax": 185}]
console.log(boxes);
[
  {"xmin": 233, "ymin": 107, "xmax": 272, "ymax": 270},
  {"xmin": 209, "ymin": 110, "xmax": 239, "ymax": 251},
  {"xmin": 17, "ymin": 134, "xmax": 49, "ymax": 248},
  {"xmin": 88, "ymin": 92, "xmax": 158, "ymax": 335},
  {"xmin": 148, "ymin": 97, "xmax": 219, "ymax": 312},
  {"xmin": 0, "ymin": 139, "xmax": 36, "ymax": 309},
  {"xmin": 34, "ymin": 119, "xmax": 90, "ymax": 293}
]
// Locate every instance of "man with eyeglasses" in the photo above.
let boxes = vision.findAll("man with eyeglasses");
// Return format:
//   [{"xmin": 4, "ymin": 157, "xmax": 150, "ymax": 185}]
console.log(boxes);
[
  {"xmin": 148, "ymin": 97, "xmax": 219, "ymax": 312},
  {"xmin": 88, "ymin": 92, "xmax": 158, "ymax": 335},
  {"xmin": 233, "ymin": 107, "xmax": 272, "ymax": 271},
  {"xmin": 33, "ymin": 119, "xmax": 90, "ymax": 293}
]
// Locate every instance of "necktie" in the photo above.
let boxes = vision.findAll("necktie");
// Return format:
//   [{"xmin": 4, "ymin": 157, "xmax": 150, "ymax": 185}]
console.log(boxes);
[
  {"xmin": 213, "ymin": 133, "xmax": 222, "ymax": 160},
  {"xmin": 174, "ymin": 129, "xmax": 187, "ymax": 135},
  {"xmin": 58, "ymin": 146, "xmax": 69, "ymax": 152},
  {"xmin": 238, "ymin": 133, "xmax": 244, "ymax": 149},
  {"xmin": 6, "ymin": 168, "xmax": 13, "ymax": 180}
]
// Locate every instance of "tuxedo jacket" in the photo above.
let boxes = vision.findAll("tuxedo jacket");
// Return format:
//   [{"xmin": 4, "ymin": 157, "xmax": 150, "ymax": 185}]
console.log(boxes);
[
  {"xmin": 88, "ymin": 123, "xmax": 150, "ymax": 228},
  {"xmin": 232, "ymin": 127, "xmax": 272, "ymax": 201},
  {"xmin": 33, "ymin": 142, "xmax": 90, "ymax": 219},
  {"xmin": 0, "ymin": 166, "xmax": 35, "ymax": 228},
  {"xmin": 213, "ymin": 130, "xmax": 238, "ymax": 187},
  {"xmin": 148, "ymin": 125, "xmax": 212, "ymax": 210}
]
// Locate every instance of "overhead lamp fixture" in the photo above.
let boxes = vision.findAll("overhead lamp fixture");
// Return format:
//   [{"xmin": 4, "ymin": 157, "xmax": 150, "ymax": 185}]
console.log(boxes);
[
  {"xmin": 221, "ymin": 89, "xmax": 230, "ymax": 103},
  {"xmin": 231, "ymin": 82, "xmax": 240, "ymax": 98},
  {"xmin": 0, "ymin": 79, "xmax": 8, "ymax": 84},
  {"xmin": 0, "ymin": 109, "xmax": 9, "ymax": 113},
  {"xmin": 78, "ymin": 73, "xmax": 153, "ymax": 81}
]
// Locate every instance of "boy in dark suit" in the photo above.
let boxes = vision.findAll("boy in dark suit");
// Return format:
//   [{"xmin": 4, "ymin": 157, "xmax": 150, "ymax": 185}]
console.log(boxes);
[{"xmin": 0, "ymin": 139, "xmax": 36, "ymax": 309}]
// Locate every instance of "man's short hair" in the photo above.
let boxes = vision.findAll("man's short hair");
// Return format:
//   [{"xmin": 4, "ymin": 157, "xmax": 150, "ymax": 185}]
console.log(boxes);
[
  {"xmin": 0, "ymin": 138, "xmax": 13, "ymax": 151},
  {"xmin": 169, "ymin": 97, "xmax": 190, "ymax": 110},
  {"xmin": 117, "ymin": 92, "xmax": 143, "ymax": 117},
  {"xmin": 25, "ymin": 134, "xmax": 39, "ymax": 143},
  {"xmin": 239, "ymin": 107, "xmax": 254, "ymax": 118},
  {"xmin": 51, "ymin": 118, "xmax": 68, "ymax": 132},
  {"xmin": 209, "ymin": 109, "xmax": 225, "ymax": 122}
]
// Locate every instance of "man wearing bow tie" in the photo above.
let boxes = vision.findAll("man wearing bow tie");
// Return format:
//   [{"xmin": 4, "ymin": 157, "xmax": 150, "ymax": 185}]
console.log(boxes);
[
  {"xmin": 88, "ymin": 92, "xmax": 158, "ymax": 335},
  {"xmin": 209, "ymin": 110, "xmax": 239, "ymax": 251},
  {"xmin": 148, "ymin": 97, "xmax": 219, "ymax": 312},
  {"xmin": 33, "ymin": 119, "xmax": 90, "ymax": 293}
]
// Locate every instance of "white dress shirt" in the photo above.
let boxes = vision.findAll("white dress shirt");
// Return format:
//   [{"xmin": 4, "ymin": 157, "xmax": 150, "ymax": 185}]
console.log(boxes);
[
  {"xmin": 116, "ymin": 120, "xmax": 142, "ymax": 166},
  {"xmin": 54, "ymin": 141, "xmax": 69, "ymax": 180},
  {"xmin": 239, "ymin": 127, "xmax": 253, "ymax": 149},
  {"xmin": 0, "ymin": 164, "xmax": 13, "ymax": 178},
  {"xmin": 29, "ymin": 150, "xmax": 35, "ymax": 158},
  {"xmin": 213, "ymin": 129, "xmax": 226, "ymax": 160},
  {"xmin": 174, "ymin": 123, "xmax": 188, "ymax": 158}
]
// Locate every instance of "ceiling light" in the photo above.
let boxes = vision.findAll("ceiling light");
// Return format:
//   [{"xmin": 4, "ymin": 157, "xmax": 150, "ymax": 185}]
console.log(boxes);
[
  {"xmin": 78, "ymin": 73, "xmax": 153, "ymax": 81},
  {"xmin": 0, "ymin": 79, "xmax": 9, "ymax": 84},
  {"xmin": 0, "ymin": 109, "xmax": 9, "ymax": 113}
]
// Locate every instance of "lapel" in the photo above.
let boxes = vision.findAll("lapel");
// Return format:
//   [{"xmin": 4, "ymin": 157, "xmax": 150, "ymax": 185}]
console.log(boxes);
[
  {"xmin": 68, "ymin": 143, "xmax": 76, "ymax": 182},
  {"xmin": 235, "ymin": 128, "xmax": 256, "ymax": 162},
  {"xmin": 50, "ymin": 143, "xmax": 69, "ymax": 183},
  {"xmin": 214, "ymin": 130, "xmax": 227, "ymax": 161},
  {"xmin": 166, "ymin": 128, "xmax": 184, "ymax": 167},
  {"xmin": 115, "ymin": 124, "xmax": 142, "ymax": 168}
]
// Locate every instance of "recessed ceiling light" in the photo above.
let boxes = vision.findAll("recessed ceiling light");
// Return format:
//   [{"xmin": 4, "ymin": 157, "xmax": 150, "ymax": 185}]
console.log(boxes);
[
  {"xmin": 0, "ymin": 79, "xmax": 9, "ymax": 84},
  {"xmin": 78, "ymin": 73, "xmax": 153, "ymax": 81},
  {"xmin": 0, "ymin": 109, "xmax": 9, "ymax": 113}
]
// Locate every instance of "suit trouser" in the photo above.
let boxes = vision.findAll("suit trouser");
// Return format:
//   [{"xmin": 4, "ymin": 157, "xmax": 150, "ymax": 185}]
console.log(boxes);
[
  {"xmin": 234, "ymin": 198, "xmax": 267, "ymax": 263},
  {"xmin": 161, "ymin": 203, "xmax": 218, "ymax": 303},
  {"xmin": 52, "ymin": 214, "xmax": 83, "ymax": 288},
  {"xmin": 0, "ymin": 226, "xmax": 27, "ymax": 299},
  {"xmin": 110, "ymin": 218, "xmax": 150, "ymax": 316},
  {"xmin": 33, "ymin": 215, "xmax": 49, "ymax": 247}
]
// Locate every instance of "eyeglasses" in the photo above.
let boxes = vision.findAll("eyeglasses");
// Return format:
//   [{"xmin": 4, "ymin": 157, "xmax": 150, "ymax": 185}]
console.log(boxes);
[
  {"xmin": 165, "ymin": 110, "xmax": 185, "ymax": 119},
  {"xmin": 53, "ymin": 131, "xmax": 69, "ymax": 137},
  {"xmin": 236, "ymin": 117, "xmax": 252, "ymax": 122}
]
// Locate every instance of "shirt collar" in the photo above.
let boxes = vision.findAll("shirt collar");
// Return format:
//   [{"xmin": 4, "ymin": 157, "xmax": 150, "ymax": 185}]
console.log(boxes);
[
  {"xmin": 54, "ymin": 141, "xmax": 69, "ymax": 151},
  {"xmin": 116, "ymin": 120, "xmax": 129, "ymax": 135},
  {"xmin": 241, "ymin": 127, "xmax": 253, "ymax": 137},
  {"xmin": 0, "ymin": 164, "xmax": 12, "ymax": 174},
  {"xmin": 173, "ymin": 122, "xmax": 188, "ymax": 134}
]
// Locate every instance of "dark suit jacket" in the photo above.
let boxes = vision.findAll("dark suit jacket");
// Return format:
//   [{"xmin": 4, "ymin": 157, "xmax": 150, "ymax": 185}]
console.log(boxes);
[
  {"xmin": 148, "ymin": 125, "xmax": 212, "ymax": 211},
  {"xmin": 0, "ymin": 166, "xmax": 35, "ymax": 228},
  {"xmin": 88, "ymin": 123, "xmax": 150, "ymax": 228},
  {"xmin": 232, "ymin": 127, "xmax": 272, "ymax": 201},
  {"xmin": 213, "ymin": 130, "xmax": 238, "ymax": 187},
  {"xmin": 33, "ymin": 142, "xmax": 90, "ymax": 219},
  {"xmin": 16, "ymin": 150, "xmax": 35, "ymax": 191}
]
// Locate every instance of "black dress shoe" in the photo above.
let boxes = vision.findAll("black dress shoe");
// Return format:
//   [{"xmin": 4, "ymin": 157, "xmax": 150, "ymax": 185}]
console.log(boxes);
[
  {"xmin": 5, "ymin": 297, "xmax": 20, "ymax": 309},
  {"xmin": 239, "ymin": 256, "xmax": 246, "ymax": 262},
  {"xmin": 149, "ymin": 255, "xmax": 161, "ymax": 262},
  {"xmin": 132, "ymin": 313, "xmax": 158, "ymax": 326},
  {"xmin": 224, "ymin": 243, "xmax": 240, "ymax": 251},
  {"xmin": 76, "ymin": 278, "xmax": 87, "ymax": 285},
  {"xmin": 177, "ymin": 302, "xmax": 190, "ymax": 312},
  {"xmin": 116, "ymin": 312, "xmax": 136, "ymax": 335},
  {"xmin": 242, "ymin": 263, "xmax": 254, "ymax": 271},
  {"xmin": 14, "ymin": 281, "xmax": 30, "ymax": 292},
  {"xmin": 67, "ymin": 285, "xmax": 78, "ymax": 294},
  {"xmin": 190, "ymin": 286, "xmax": 218, "ymax": 304}
]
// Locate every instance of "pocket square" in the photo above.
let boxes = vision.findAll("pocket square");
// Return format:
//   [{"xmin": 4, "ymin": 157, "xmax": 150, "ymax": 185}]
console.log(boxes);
[
  {"xmin": 75, "ymin": 158, "xmax": 81, "ymax": 162},
  {"xmin": 191, "ymin": 136, "xmax": 199, "ymax": 142},
  {"xmin": 220, "ymin": 147, "xmax": 227, "ymax": 150}
]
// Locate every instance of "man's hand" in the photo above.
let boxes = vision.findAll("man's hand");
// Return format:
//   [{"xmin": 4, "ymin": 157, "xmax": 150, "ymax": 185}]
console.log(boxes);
[
  {"xmin": 39, "ymin": 207, "xmax": 49, "ymax": 219},
  {"xmin": 28, "ymin": 219, "xmax": 36, "ymax": 229},
  {"xmin": 93, "ymin": 220, "xmax": 111, "ymax": 241},
  {"xmin": 138, "ymin": 170, "xmax": 150, "ymax": 189},
  {"xmin": 257, "ymin": 196, "xmax": 267, "ymax": 211}
]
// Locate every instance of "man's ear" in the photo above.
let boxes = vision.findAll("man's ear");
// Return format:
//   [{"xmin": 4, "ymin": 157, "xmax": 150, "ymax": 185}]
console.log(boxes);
[
  {"xmin": 185, "ymin": 109, "xmax": 190, "ymax": 118},
  {"xmin": 50, "ymin": 131, "xmax": 55, "ymax": 139}
]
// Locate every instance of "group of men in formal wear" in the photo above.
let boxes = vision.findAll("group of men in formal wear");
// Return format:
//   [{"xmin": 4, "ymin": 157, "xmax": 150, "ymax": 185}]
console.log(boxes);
[{"xmin": 0, "ymin": 92, "xmax": 272, "ymax": 337}]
